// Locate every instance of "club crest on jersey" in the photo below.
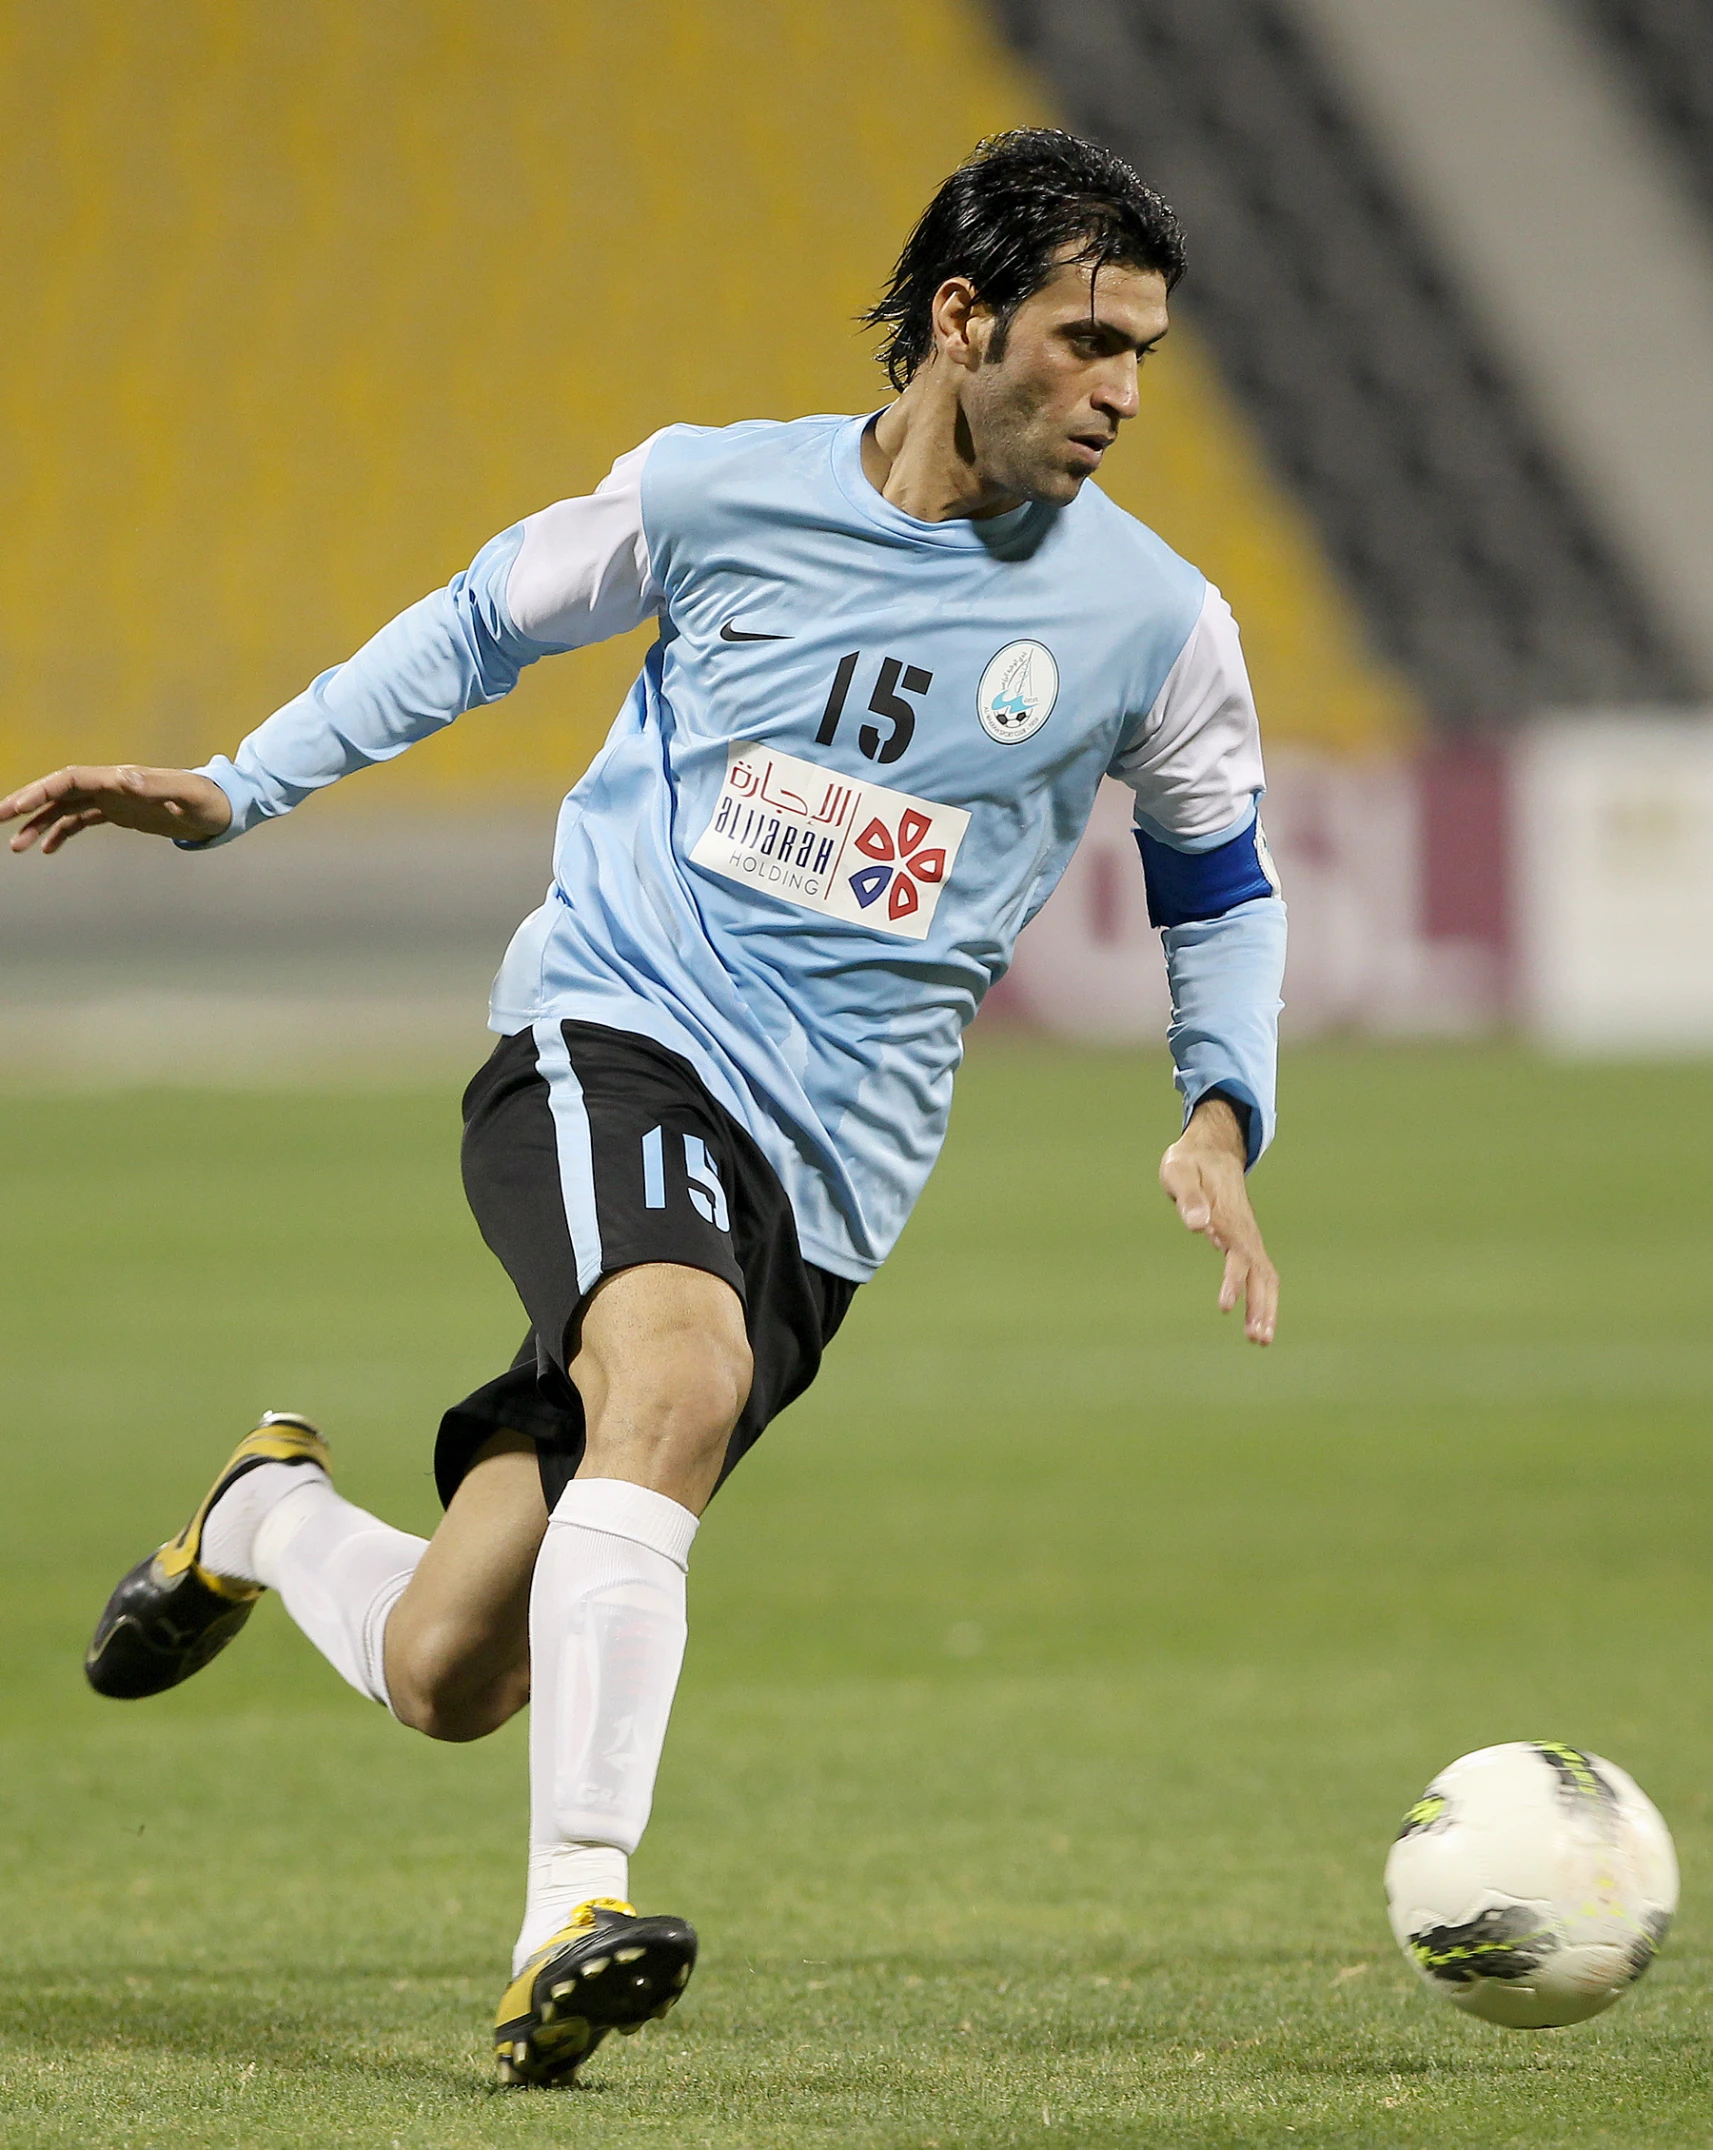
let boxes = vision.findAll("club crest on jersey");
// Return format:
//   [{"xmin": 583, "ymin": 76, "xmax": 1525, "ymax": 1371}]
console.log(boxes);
[
  {"xmin": 977, "ymin": 639, "xmax": 1059, "ymax": 743},
  {"xmin": 690, "ymin": 744, "xmax": 969, "ymax": 941}
]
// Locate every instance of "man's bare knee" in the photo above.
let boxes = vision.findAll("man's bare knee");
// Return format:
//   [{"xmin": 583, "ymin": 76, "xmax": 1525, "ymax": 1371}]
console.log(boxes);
[
  {"xmin": 379, "ymin": 1428, "xmax": 543, "ymax": 1740},
  {"xmin": 388, "ymin": 1619, "xmax": 529, "ymax": 1742}
]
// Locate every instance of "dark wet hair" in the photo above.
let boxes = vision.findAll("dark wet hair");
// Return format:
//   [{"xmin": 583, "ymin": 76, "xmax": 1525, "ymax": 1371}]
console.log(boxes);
[{"xmin": 864, "ymin": 128, "xmax": 1186, "ymax": 390}]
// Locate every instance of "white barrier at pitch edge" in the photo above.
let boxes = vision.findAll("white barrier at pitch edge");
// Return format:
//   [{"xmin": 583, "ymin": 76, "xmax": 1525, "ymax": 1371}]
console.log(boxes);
[
  {"xmin": 1002, "ymin": 758, "xmax": 1505, "ymax": 1043},
  {"xmin": 1002, "ymin": 722, "xmax": 1713, "ymax": 1051},
  {"xmin": 1516, "ymin": 715, "xmax": 1713, "ymax": 1051}
]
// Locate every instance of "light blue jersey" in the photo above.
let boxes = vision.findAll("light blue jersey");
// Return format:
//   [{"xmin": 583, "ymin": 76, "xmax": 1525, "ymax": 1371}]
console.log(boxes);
[{"xmin": 196, "ymin": 413, "xmax": 1285, "ymax": 1280}]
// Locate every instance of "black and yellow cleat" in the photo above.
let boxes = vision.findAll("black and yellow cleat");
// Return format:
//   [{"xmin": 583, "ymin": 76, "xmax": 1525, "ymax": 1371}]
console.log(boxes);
[
  {"xmin": 493, "ymin": 1898, "xmax": 697, "ymax": 2088},
  {"xmin": 84, "ymin": 1412, "xmax": 331, "ymax": 1700}
]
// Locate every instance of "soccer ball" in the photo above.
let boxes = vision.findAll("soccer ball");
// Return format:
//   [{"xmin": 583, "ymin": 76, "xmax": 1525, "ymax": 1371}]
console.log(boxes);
[{"xmin": 1384, "ymin": 1742, "xmax": 1678, "ymax": 2028}]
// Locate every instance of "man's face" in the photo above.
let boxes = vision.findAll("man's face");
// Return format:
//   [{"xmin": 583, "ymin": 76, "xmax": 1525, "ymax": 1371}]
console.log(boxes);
[{"xmin": 959, "ymin": 255, "xmax": 1169, "ymax": 506}]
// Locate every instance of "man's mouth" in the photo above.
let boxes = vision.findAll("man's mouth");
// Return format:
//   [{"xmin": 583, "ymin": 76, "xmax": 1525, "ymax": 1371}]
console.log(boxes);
[{"xmin": 1068, "ymin": 434, "xmax": 1111, "ymax": 467}]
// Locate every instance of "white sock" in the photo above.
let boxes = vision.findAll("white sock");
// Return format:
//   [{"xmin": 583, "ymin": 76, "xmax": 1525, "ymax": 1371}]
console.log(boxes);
[
  {"xmin": 514, "ymin": 1477, "xmax": 699, "ymax": 1972},
  {"xmin": 522, "ymin": 1843, "xmax": 632, "ymax": 1947},
  {"xmin": 251, "ymin": 1476, "xmax": 428, "ymax": 1711},
  {"xmin": 200, "ymin": 1459, "xmax": 322, "ymax": 1586}
]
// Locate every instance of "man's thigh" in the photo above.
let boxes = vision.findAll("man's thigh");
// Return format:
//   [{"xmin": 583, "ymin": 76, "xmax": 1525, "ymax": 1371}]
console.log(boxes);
[
  {"xmin": 453, "ymin": 1020, "xmax": 857, "ymax": 1514},
  {"xmin": 571, "ymin": 1262, "xmax": 752, "ymax": 1513}
]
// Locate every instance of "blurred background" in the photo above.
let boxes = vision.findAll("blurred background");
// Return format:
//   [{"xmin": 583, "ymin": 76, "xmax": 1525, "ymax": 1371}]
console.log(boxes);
[{"xmin": 1, "ymin": 0, "xmax": 1710, "ymax": 1075}]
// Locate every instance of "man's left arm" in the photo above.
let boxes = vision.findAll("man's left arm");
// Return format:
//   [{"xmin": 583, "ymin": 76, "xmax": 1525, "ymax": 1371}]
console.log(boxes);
[
  {"xmin": 1152, "ymin": 896, "xmax": 1284, "ymax": 1345},
  {"xmin": 1111, "ymin": 583, "xmax": 1286, "ymax": 1345}
]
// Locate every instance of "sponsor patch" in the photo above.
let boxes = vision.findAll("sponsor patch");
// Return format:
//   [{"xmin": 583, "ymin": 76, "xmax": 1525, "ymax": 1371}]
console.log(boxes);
[
  {"xmin": 977, "ymin": 639, "xmax": 1059, "ymax": 743},
  {"xmin": 690, "ymin": 743, "xmax": 969, "ymax": 941}
]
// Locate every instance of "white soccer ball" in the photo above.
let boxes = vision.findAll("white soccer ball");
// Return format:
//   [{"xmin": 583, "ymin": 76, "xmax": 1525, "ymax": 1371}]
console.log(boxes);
[{"xmin": 1384, "ymin": 1742, "xmax": 1678, "ymax": 2028}]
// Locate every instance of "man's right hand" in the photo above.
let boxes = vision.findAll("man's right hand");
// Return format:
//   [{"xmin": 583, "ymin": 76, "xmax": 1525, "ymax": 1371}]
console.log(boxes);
[{"xmin": 0, "ymin": 765, "xmax": 233, "ymax": 854}]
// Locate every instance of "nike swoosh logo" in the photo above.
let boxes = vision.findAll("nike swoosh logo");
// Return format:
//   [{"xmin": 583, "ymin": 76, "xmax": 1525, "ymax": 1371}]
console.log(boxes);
[{"xmin": 720, "ymin": 620, "xmax": 790, "ymax": 642}]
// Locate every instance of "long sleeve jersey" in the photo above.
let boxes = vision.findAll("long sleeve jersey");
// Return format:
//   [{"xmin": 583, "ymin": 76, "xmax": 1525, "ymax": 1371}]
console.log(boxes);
[{"xmin": 194, "ymin": 413, "xmax": 1286, "ymax": 1281}]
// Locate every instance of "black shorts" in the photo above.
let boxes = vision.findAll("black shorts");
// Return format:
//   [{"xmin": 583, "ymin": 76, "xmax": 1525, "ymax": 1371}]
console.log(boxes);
[{"xmin": 434, "ymin": 1019, "xmax": 858, "ymax": 1511}]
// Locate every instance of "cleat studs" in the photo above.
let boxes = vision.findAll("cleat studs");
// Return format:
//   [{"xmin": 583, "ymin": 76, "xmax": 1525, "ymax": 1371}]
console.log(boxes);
[
  {"xmin": 551, "ymin": 1979, "xmax": 577, "ymax": 1999},
  {"xmin": 649, "ymin": 1999, "xmax": 675, "ymax": 2020},
  {"xmin": 581, "ymin": 1955, "xmax": 610, "ymax": 1977},
  {"xmin": 540, "ymin": 2001, "xmax": 556, "ymax": 2022},
  {"xmin": 672, "ymin": 1964, "xmax": 691, "ymax": 1987},
  {"xmin": 618, "ymin": 2021, "xmax": 643, "ymax": 2036},
  {"xmin": 615, "ymin": 1947, "xmax": 646, "ymax": 1964}
]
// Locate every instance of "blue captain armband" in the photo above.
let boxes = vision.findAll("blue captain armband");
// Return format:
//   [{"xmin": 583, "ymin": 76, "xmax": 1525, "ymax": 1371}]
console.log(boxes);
[{"xmin": 1135, "ymin": 806, "xmax": 1280, "ymax": 928}]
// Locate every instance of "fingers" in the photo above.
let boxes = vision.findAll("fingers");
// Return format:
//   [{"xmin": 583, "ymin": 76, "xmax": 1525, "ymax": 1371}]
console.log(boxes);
[
  {"xmin": 1245, "ymin": 1253, "xmax": 1279, "ymax": 1345},
  {"xmin": 1163, "ymin": 1137, "xmax": 1278, "ymax": 1346},
  {"xmin": 1219, "ymin": 1245, "xmax": 1243, "ymax": 1315},
  {"xmin": 3, "ymin": 767, "xmax": 113, "ymax": 848},
  {"xmin": 0, "ymin": 765, "xmax": 114, "ymax": 819},
  {"xmin": 0, "ymin": 775, "xmax": 57, "ymax": 824},
  {"xmin": 1222, "ymin": 1243, "xmax": 1279, "ymax": 1346},
  {"xmin": 11, "ymin": 800, "xmax": 104, "ymax": 852},
  {"xmin": 37, "ymin": 806, "xmax": 106, "ymax": 854},
  {"xmin": 3, "ymin": 775, "xmax": 75, "ymax": 840}
]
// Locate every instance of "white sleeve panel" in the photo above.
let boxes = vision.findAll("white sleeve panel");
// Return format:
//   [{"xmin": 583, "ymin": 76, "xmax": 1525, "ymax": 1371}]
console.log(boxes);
[
  {"xmin": 503, "ymin": 434, "xmax": 667, "ymax": 647},
  {"xmin": 1109, "ymin": 583, "xmax": 1266, "ymax": 845}
]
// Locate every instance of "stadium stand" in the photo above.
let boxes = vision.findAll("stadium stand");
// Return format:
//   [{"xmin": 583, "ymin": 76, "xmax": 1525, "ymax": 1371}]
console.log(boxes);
[
  {"xmin": 1582, "ymin": 0, "xmax": 1713, "ymax": 222},
  {"xmin": 0, "ymin": 0, "xmax": 1406, "ymax": 811},
  {"xmin": 993, "ymin": 0, "xmax": 1698, "ymax": 723},
  {"xmin": 1295, "ymin": 0, "xmax": 1713, "ymax": 695}
]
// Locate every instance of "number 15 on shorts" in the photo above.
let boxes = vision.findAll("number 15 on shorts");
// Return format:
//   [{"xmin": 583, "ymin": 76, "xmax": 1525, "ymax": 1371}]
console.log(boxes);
[{"xmin": 641, "ymin": 1126, "xmax": 730, "ymax": 1232}]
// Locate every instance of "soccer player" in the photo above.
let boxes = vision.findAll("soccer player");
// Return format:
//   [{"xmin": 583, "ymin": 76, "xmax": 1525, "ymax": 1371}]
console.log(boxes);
[{"xmin": 2, "ymin": 130, "xmax": 1283, "ymax": 2087}]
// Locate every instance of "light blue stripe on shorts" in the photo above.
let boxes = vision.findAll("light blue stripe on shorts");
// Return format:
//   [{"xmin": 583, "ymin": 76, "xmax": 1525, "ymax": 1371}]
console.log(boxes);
[{"xmin": 531, "ymin": 1017, "xmax": 605, "ymax": 1297}]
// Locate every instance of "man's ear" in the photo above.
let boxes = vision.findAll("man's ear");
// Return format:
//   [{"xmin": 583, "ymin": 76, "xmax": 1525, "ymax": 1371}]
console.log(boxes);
[{"xmin": 928, "ymin": 277, "xmax": 986, "ymax": 370}]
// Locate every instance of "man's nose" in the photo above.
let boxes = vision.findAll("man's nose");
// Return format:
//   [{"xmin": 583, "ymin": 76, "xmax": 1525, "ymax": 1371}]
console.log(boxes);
[{"xmin": 1094, "ymin": 355, "xmax": 1140, "ymax": 422}]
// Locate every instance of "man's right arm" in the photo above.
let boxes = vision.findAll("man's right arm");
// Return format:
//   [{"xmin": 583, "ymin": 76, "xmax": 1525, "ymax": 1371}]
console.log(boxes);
[{"xmin": 1, "ymin": 436, "xmax": 666, "ymax": 856}]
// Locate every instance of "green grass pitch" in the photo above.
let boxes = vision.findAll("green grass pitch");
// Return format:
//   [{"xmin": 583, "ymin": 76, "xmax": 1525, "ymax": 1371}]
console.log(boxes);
[{"xmin": 1, "ymin": 1039, "xmax": 1710, "ymax": 2147}]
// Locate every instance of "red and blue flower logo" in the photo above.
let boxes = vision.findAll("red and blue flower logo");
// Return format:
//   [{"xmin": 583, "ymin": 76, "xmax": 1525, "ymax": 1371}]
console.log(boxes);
[{"xmin": 847, "ymin": 809, "xmax": 948, "ymax": 924}]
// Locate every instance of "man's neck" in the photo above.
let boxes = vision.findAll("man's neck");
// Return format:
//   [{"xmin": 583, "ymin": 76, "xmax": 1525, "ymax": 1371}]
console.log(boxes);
[{"xmin": 861, "ymin": 375, "xmax": 1024, "ymax": 524}]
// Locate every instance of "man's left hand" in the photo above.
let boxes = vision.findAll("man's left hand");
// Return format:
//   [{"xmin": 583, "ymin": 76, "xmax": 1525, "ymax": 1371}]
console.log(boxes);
[{"xmin": 1159, "ymin": 1095, "xmax": 1278, "ymax": 1346}]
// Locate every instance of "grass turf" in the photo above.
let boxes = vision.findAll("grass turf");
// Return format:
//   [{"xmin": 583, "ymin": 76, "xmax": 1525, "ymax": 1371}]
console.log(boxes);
[{"xmin": 0, "ymin": 1039, "xmax": 1710, "ymax": 2147}]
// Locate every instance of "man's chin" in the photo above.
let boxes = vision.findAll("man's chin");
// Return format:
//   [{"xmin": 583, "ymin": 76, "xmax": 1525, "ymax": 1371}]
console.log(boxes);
[
  {"xmin": 1006, "ymin": 459, "xmax": 1090, "ymax": 507},
  {"xmin": 1035, "ymin": 467, "xmax": 1091, "ymax": 505}
]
